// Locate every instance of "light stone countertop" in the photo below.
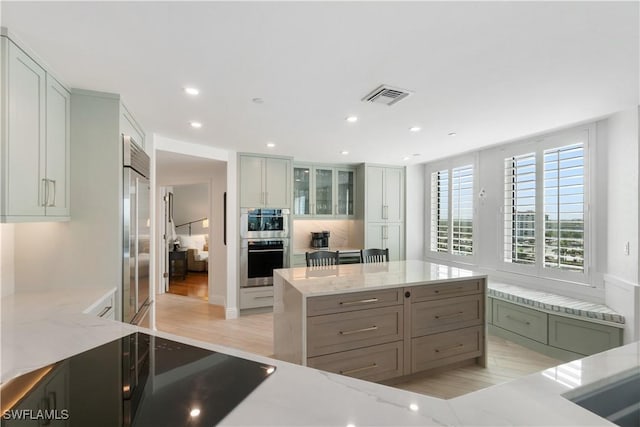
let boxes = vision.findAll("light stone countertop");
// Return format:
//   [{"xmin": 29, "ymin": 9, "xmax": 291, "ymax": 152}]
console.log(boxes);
[
  {"xmin": 2, "ymin": 285, "xmax": 638, "ymax": 426},
  {"xmin": 275, "ymin": 260, "xmax": 485, "ymax": 297}
]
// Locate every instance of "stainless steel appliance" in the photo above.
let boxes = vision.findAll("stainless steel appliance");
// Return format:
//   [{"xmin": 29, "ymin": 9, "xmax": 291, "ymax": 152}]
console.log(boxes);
[
  {"xmin": 240, "ymin": 208, "xmax": 290, "ymax": 239},
  {"xmin": 311, "ymin": 231, "xmax": 330, "ymax": 248},
  {"xmin": 123, "ymin": 135, "xmax": 151, "ymax": 326},
  {"xmin": 240, "ymin": 239, "xmax": 290, "ymax": 288}
]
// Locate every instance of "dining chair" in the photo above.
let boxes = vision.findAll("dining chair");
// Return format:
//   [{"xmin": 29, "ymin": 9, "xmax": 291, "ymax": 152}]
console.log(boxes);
[
  {"xmin": 306, "ymin": 251, "xmax": 340, "ymax": 267},
  {"xmin": 360, "ymin": 248, "xmax": 389, "ymax": 263}
]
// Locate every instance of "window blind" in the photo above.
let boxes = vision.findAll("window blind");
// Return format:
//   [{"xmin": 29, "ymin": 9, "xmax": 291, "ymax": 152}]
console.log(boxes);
[
  {"xmin": 430, "ymin": 170, "xmax": 449, "ymax": 252},
  {"xmin": 504, "ymin": 153, "xmax": 536, "ymax": 264},
  {"xmin": 451, "ymin": 165, "xmax": 473, "ymax": 256},
  {"xmin": 543, "ymin": 143, "xmax": 584, "ymax": 271}
]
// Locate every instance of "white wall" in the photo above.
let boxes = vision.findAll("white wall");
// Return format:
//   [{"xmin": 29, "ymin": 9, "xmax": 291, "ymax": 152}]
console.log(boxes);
[
  {"xmin": 603, "ymin": 107, "xmax": 640, "ymax": 343},
  {"xmin": 405, "ymin": 164, "xmax": 425, "ymax": 261},
  {"xmin": 0, "ymin": 224, "xmax": 15, "ymax": 296},
  {"xmin": 604, "ymin": 108, "xmax": 639, "ymax": 283},
  {"xmin": 173, "ymin": 183, "xmax": 209, "ymax": 236}
]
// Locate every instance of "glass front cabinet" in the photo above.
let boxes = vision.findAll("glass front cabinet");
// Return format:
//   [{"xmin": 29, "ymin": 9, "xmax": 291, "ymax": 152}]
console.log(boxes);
[{"xmin": 293, "ymin": 165, "xmax": 355, "ymax": 217}]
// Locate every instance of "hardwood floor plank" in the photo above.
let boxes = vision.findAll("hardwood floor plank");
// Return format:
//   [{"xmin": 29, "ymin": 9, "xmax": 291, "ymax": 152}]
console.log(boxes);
[{"xmin": 155, "ymin": 294, "xmax": 561, "ymax": 399}]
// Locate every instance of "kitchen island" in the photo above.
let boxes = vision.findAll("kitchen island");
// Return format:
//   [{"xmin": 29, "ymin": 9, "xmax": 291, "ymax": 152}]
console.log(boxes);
[
  {"xmin": 2, "ymin": 287, "xmax": 639, "ymax": 426},
  {"xmin": 273, "ymin": 260, "xmax": 488, "ymax": 382}
]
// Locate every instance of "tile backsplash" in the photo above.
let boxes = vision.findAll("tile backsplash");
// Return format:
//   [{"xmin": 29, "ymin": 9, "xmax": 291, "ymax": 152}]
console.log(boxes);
[{"xmin": 292, "ymin": 219, "xmax": 362, "ymax": 250}]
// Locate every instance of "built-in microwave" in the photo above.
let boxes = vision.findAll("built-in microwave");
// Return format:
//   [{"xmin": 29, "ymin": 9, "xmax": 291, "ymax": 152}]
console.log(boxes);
[{"xmin": 240, "ymin": 208, "xmax": 290, "ymax": 239}]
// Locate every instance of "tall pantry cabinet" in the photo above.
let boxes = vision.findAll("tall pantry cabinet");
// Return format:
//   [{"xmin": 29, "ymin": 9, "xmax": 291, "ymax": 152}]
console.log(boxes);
[
  {"xmin": 1, "ymin": 31, "xmax": 70, "ymax": 222},
  {"xmin": 359, "ymin": 165, "xmax": 405, "ymax": 261}
]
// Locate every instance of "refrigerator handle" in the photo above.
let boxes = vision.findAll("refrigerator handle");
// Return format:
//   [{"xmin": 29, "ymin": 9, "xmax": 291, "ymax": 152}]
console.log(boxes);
[{"xmin": 134, "ymin": 177, "xmax": 140, "ymax": 310}]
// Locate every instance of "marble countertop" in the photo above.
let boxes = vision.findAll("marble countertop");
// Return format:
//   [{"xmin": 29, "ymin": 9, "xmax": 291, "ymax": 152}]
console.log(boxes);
[
  {"xmin": 2, "ymin": 287, "xmax": 638, "ymax": 426},
  {"xmin": 275, "ymin": 260, "xmax": 486, "ymax": 297}
]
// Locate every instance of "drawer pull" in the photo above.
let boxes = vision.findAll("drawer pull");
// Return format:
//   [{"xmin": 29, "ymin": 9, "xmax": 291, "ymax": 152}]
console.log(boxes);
[
  {"xmin": 435, "ymin": 311, "xmax": 464, "ymax": 320},
  {"xmin": 435, "ymin": 343, "xmax": 464, "ymax": 353},
  {"xmin": 340, "ymin": 363, "xmax": 378, "ymax": 375},
  {"xmin": 339, "ymin": 325, "xmax": 378, "ymax": 336},
  {"xmin": 505, "ymin": 315, "xmax": 531, "ymax": 325},
  {"xmin": 254, "ymin": 296, "xmax": 273, "ymax": 300},
  {"xmin": 340, "ymin": 298, "xmax": 379, "ymax": 306},
  {"xmin": 97, "ymin": 306, "xmax": 113, "ymax": 317},
  {"xmin": 434, "ymin": 287, "xmax": 464, "ymax": 294}
]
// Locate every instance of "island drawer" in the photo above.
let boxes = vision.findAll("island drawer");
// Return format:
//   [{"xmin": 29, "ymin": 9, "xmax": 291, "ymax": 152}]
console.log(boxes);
[
  {"xmin": 493, "ymin": 300, "xmax": 547, "ymax": 344},
  {"xmin": 410, "ymin": 279, "xmax": 483, "ymax": 302},
  {"xmin": 307, "ymin": 305, "xmax": 403, "ymax": 357},
  {"xmin": 307, "ymin": 289, "xmax": 403, "ymax": 316},
  {"xmin": 411, "ymin": 326, "xmax": 483, "ymax": 373},
  {"xmin": 412, "ymin": 294, "xmax": 483, "ymax": 337},
  {"xmin": 307, "ymin": 341, "xmax": 403, "ymax": 382}
]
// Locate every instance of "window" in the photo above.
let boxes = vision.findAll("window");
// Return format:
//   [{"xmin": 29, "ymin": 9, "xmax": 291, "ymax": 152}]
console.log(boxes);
[
  {"xmin": 430, "ymin": 170, "xmax": 449, "ymax": 252},
  {"xmin": 430, "ymin": 164, "xmax": 474, "ymax": 256},
  {"xmin": 504, "ymin": 153, "xmax": 536, "ymax": 265},
  {"xmin": 543, "ymin": 143, "xmax": 585, "ymax": 271},
  {"xmin": 503, "ymin": 140, "xmax": 586, "ymax": 275}
]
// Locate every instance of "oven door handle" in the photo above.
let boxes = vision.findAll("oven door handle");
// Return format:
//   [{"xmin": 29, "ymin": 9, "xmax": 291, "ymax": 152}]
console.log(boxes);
[{"xmin": 248, "ymin": 249, "xmax": 285, "ymax": 253}]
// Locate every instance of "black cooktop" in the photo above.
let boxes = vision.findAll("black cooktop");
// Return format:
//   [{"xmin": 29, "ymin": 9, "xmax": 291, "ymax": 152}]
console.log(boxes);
[{"xmin": 1, "ymin": 333, "xmax": 275, "ymax": 426}]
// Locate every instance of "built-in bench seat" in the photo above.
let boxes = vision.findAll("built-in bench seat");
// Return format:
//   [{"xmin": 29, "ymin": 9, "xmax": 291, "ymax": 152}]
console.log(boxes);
[
  {"xmin": 488, "ymin": 282, "xmax": 625, "ymax": 325},
  {"xmin": 486, "ymin": 281, "xmax": 624, "ymax": 361}
]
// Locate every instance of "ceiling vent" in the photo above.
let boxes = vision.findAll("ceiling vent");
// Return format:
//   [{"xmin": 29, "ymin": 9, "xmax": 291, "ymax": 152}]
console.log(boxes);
[{"xmin": 362, "ymin": 84, "xmax": 412, "ymax": 106}]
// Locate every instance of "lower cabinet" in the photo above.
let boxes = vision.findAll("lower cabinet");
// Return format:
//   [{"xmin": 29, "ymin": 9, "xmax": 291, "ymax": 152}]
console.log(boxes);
[
  {"xmin": 240, "ymin": 286, "xmax": 274, "ymax": 309},
  {"xmin": 491, "ymin": 298, "xmax": 623, "ymax": 357},
  {"xmin": 308, "ymin": 341, "xmax": 403, "ymax": 382},
  {"xmin": 303, "ymin": 279, "xmax": 486, "ymax": 381}
]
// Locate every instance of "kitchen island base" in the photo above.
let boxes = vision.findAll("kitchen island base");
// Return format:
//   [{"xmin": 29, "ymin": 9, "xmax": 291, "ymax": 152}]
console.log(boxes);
[{"xmin": 274, "ymin": 261, "xmax": 487, "ymax": 383}]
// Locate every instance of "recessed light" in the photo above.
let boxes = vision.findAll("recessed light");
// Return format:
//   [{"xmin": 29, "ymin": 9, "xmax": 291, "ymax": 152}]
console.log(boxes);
[
  {"xmin": 266, "ymin": 142, "xmax": 276, "ymax": 148},
  {"xmin": 266, "ymin": 367, "xmax": 275, "ymax": 375},
  {"xmin": 190, "ymin": 408, "xmax": 201, "ymax": 417},
  {"xmin": 409, "ymin": 403, "xmax": 419, "ymax": 412},
  {"xmin": 448, "ymin": 132, "xmax": 457, "ymax": 136},
  {"xmin": 341, "ymin": 150, "xmax": 349, "ymax": 155},
  {"xmin": 409, "ymin": 126, "xmax": 421, "ymax": 132},
  {"xmin": 403, "ymin": 156, "xmax": 411, "ymax": 161},
  {"xmin": 184, "ymin": 87, "xmax": 199, "ymax": 96},
  {"xmin": 189, "ymin": 121, "xmax": 202, "ymax": 129},
  {"xmin": 346, "ymin": 116, "xmax": 358, "ymax": 123}
]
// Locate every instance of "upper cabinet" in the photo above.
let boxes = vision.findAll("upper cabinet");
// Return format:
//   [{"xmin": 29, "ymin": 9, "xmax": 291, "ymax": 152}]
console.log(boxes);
[
  {"xmin": 239, "ymin": 154, "xmax": 292, "ymax": 208},
  {"xmin": 365, "ymin": 166, "xmax": 404, "ymax": 223},
  {"xmin": 1, "ymin": 35, "xmax": 70, "ymax": 222},
  {"xmin": 293, "ymin": 164, "xmax": 355, "ymax": 217}
]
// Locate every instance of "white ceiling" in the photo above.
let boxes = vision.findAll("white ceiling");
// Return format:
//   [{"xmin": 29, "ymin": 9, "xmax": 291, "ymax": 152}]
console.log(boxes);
[{"xmin": 2, "ymin": 1, "xmax": 638, "ymax": 165}]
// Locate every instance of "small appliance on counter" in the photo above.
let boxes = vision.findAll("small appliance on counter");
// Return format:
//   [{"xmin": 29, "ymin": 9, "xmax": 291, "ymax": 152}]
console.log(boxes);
[{"xmin": 310, "ymin": 231, "xmax": 330, "ymax": 248}]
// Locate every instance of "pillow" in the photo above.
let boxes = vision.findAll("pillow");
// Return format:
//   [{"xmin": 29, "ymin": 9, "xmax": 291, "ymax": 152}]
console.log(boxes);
[{"xmin": 178, "ymin": 234, "xmax": 207, "ymax": 250}]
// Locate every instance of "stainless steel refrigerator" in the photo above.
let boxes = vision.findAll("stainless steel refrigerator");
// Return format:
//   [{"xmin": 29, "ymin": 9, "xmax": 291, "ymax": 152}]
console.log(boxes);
[{"xmin": 123, "ymin": 135, "xmax": 151, "ymax": 326}]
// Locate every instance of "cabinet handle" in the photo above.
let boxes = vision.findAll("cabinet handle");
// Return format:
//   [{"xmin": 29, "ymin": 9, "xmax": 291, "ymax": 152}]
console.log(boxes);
[
  {"xmin": 261, "ymin": 192, "xmax": 265, "ymax": 204},
  {"xmin": 339, "ymin": 298, "xmax": 379, "ymax": 306},
  {"xmin": 505, "ymin": 314, "xmax": 531, "ymax": 325},
  {"xmin": 434, "ymin": 286, "xmax": 464, "ymax": 294},
  {"xmin": 435, "ymin": 343, "xmax": 464, "ymax": 353},
  {"xmin": 254, "ymin": 295, "xmax": 273, "ymax": 300},
  {"xmin": 384, "ymin": 225, "xmax": 388, "ymax": 240},
  {"xmin": 265, "ymin": 191, "xmax": 269, "ymax": 205},
  {"xmin": 47, "ymin": 179, "xmax": 57, "ymax": 207},
  {"xmin": 335, "ymin": 204, "xmax": 338, "ymax": 214},
  {"xmin": 41, "ymin": 178, "xmax": 49, "ymax": 207},
  {"xmin": 339, "ymin": 325, "xmax": 377, "ymax": 335},
  {"xmin": 340, "ymin": 363, "xmax": 378, "ymax": 375},
  {"xmin": 383, "ymin": 205, "xmax": 389, "ymax": 219},
  {"xmin": 97, "ymin": 306, "xmax": 112, "ymax": 317},
  {"xmin": 435, "ymin": 311, "xmax": 464, "ymax": 320}
]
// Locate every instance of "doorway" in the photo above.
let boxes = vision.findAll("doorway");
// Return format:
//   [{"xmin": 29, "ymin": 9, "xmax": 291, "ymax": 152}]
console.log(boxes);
[{"xmin": 165, "ymin": 183, "xmax": 210, "ymax": 300}]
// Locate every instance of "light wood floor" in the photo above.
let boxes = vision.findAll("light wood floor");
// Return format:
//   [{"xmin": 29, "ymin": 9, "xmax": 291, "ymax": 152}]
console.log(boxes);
[
  {"xmin": 167, "ymin": 272, "xmax": 208, "ymax": 300},
  {"xmin": 155, "ymin": 294, "xmax": 560, "ymax": 399}
]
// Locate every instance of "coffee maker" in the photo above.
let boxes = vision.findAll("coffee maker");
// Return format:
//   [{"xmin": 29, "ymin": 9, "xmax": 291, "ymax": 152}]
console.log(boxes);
[{"xmin": 310, "ymin": 231, "xmax": 330, "ymax": 248}]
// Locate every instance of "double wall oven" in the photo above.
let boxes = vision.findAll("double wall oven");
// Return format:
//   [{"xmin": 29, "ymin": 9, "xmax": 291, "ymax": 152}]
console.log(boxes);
[{"xmin": 240, "ymin": 208, "xmax": 290, "ymax": 288}]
